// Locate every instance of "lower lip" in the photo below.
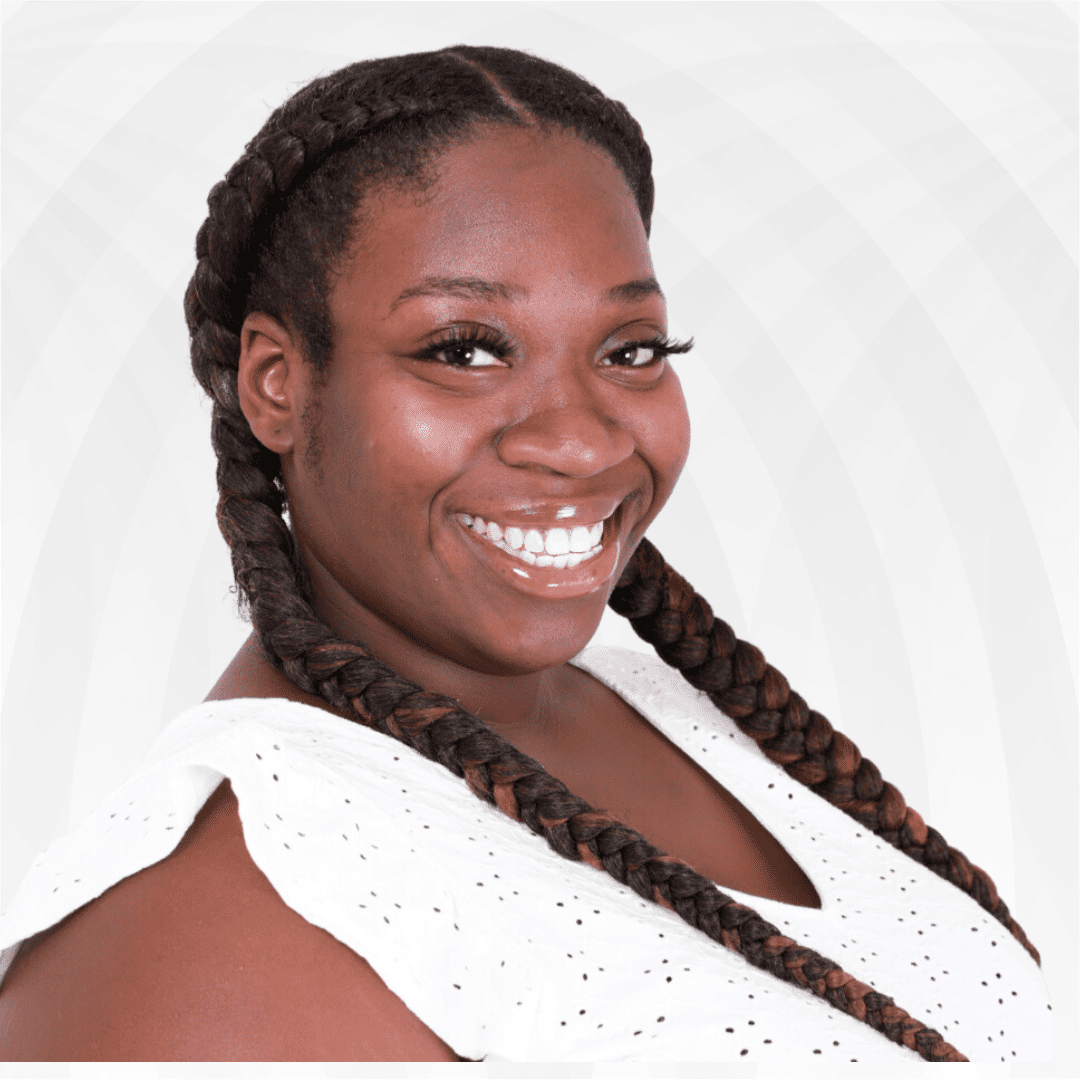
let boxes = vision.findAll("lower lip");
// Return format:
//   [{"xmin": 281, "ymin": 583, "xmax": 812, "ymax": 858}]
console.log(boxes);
[{"xmin": 457, "ymin": 517, "xmax": 622, "ymax": 600}]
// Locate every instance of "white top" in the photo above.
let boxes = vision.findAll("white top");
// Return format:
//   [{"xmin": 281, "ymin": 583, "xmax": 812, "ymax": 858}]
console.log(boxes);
[{"xmin": 0, "ymin": 647, "xmax": 1051, "ymax": 1062}]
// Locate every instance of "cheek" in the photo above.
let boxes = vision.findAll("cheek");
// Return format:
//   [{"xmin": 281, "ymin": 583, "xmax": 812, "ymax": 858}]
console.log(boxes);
[
  {"xmin": 641, "ymin": 376, "xmax": 692, "ymax": 492},
  {"xmin": 395, "ymin": 400, "xmax": 476, "ymax": 462},
  {"xmin": 328, "ymin": 389, "xmax": 477, "ymax": 505}
]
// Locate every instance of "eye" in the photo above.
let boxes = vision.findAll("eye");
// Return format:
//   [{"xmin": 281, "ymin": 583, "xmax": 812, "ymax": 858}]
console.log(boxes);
[
  {"xmin": 606, "ymin": 343, "xmax": 664, "ymax": 368},
  {"xmin": 433, "ymin": 341, "xmax": 505, "ymax": 368},
  {"xmin": 603, "ymin": 335, "xmax": 694, "ymax": 368},
  {"xmin": 413, "ymin": 326, "xmax": 512, "ymax": 368}
]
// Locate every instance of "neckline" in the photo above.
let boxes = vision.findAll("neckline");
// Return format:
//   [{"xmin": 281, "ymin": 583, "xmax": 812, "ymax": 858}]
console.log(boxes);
[
  {"xmin": 568, "ymin": 647, "xmax": 832, "ymax": 915},
  {"xmin": 184, "ymin": 649, "xmax": 830, "ymax": 914}
]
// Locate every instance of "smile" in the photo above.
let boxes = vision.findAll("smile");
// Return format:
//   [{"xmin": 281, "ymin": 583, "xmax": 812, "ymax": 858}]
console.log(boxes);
[{"xmin": 458, "ymin": 514, "xmax": 605, "ymax": 569}]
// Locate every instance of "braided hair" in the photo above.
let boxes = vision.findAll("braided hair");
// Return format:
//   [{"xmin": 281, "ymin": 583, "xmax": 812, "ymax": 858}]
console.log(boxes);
[{"xmin": 185, "ymin": 45, "xmax": 1035, "ymax": 1063}]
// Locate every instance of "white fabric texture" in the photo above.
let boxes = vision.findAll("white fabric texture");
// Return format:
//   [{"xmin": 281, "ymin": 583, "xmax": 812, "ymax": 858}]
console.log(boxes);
[{"xmin": 0, "ymin": 646, "xmax": 1051, "ymax": 1061}]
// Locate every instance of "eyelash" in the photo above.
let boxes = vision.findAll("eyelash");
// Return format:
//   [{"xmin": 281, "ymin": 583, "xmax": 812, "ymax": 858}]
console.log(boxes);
[
  {"xmin": 604, "ymin": 335, "xmax": 695, "ymax": 368},
  {"xmin": 413, "ymin": 327, "xmax": 695, "ymax": 368},
  {"xmin": 413, "ymin": 326, "xmax": 514, "ymax": 367}
]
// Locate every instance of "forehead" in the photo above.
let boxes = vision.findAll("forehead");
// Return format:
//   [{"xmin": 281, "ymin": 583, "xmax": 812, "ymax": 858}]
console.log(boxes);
[{"xmin": 337, "ymin": 127, "xmax": 654, "ymax": 310}]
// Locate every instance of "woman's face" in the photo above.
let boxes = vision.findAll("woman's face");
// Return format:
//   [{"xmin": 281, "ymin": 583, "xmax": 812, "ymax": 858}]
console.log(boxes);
[{"xmin": 273, "ymin": 126, "xmax": 691, "ymax": 677}]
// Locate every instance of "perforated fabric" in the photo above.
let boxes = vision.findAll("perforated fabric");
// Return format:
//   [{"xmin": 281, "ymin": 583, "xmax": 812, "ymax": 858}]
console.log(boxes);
[{"xmin": 0, "ymin": 647, "xmax": 1051, "ymax": 1061}]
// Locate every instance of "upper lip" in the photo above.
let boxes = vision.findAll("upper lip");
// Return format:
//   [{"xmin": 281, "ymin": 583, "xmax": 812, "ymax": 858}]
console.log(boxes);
[{"xmin": 456, "ymin": 493, "xmax": 627, "ymax": 527}]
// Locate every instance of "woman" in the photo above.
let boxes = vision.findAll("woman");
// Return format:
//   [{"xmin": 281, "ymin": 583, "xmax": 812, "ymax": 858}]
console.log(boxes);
[{"xmin": 0, "ymin": 46, "xmax": 1052, "ymax": 1062}]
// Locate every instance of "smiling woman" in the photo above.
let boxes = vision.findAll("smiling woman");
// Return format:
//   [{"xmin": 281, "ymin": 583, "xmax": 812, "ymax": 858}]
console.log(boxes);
[
  {"xmin": 0, "ymin": 43, "xmax": 1056, "ymax": 1063},
  {"xmin": 251, "ymin": 126, "xmax": 691, "ymax": 648}
]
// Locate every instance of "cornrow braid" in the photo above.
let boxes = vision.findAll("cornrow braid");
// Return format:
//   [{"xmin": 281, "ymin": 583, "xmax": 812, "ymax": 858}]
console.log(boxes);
[
  {"xmin": 608, "ymin": 540, "xmax": 1040, "ymax": 966},
  {"xmin": 183, "ymin": 45, "xmax": 1024, "ymax": 1062}
]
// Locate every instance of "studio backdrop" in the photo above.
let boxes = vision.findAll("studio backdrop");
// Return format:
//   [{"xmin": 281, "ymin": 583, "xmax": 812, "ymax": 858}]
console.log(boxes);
[{"xmin": 3, "ymin": 1, "xmax": 1076, "ymax": 1067}]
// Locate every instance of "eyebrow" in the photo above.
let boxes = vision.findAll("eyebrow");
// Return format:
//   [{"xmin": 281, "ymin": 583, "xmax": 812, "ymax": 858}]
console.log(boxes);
[
  {"xmin": 390, "ymin": 278, "xmax": 520, "ymax": 312},
  {"xmin": 389, "ymin": 275, "xmax": 664, "ymax": 312},
  {"xmin": 605, "ymin": 277, "xmax": 664, "ymax": 303}
]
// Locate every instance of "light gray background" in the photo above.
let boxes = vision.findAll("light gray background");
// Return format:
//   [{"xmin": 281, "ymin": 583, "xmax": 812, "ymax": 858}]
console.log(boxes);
[{"xmin": 2, "ymin": 2, "xmax": 1076, "ymax": 1075}]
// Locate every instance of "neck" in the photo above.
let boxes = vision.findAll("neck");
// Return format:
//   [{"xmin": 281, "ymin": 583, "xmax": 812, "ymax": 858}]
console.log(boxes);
[
  {"xmin": 303, "ymin": 546, "xmax": 577, "ymax": 747},
  {"xmin": 206, "ymin": 625, "xmax": 568, "ymax": 741}
]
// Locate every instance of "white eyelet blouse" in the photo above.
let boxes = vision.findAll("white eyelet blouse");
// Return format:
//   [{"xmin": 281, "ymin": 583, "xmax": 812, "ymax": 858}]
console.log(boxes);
[{"xmin": 0, "ymin": 647, "xmax": 1052, "ymax": 1061}]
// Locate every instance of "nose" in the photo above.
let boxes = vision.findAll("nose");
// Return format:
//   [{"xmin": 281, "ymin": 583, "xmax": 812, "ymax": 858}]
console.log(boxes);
[{"xmin": 496, "ymin": 405, "xmax": 635, "ymax": 477}]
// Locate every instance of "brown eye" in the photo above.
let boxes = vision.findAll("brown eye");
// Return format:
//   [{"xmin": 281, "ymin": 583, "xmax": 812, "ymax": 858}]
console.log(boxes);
[
  {"xmin": 605, "ymin": 343, "xmax": 663, "ymax": 368},
  {"xmin": 603, "ymin": 335, "xmax": 695, "ymax": 369},
  {"xmin": 436, "ymin": 342, "xmax": 504, "ymax": 367},
  {"xmin": 414, "ymin": 326, "xmax": 513, "ymax": 367}
]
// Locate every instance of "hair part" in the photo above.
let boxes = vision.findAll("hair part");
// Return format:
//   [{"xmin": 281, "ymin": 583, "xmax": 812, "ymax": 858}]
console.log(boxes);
[
  {"xmin": 186, "ymin": 44, "xmax": 1033, "ymax": 1063},
  {"xmin": 240, "ymin": 47, "xmax": 653, "ymax": 375}
]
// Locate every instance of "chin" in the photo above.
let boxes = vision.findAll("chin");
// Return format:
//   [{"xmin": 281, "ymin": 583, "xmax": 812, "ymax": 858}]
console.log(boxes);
[{"xmin": 454, "ymin": 618, "xmax": 600, "ymax": 678}]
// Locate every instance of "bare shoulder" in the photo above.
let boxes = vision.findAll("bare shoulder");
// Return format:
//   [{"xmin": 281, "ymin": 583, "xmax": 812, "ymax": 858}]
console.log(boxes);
[{"xmin": 0, "ymin": 780, "xmax": 459, "ymax": 1061}]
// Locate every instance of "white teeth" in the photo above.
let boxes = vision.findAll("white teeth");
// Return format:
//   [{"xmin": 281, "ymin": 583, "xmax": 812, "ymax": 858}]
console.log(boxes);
[
  {"xmin": 569, "ymin": 526, "xmax": 591, "ymax": 553},
  {"xmin": 544, "ymin": 528, "xmax": 570, "ymax": 555},
  {"xmin": 460, "ymin": 512, "xmax": 608, "ymax": 571}
]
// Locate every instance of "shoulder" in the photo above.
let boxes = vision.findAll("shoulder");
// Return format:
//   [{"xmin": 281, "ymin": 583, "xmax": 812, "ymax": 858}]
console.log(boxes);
[
  {"xmin": 572, "ymin": 643, "xmax": 683, "ymax": 693},
  {"xmin": 0, "ymin": 781, "xmax": 459, "ymax": 1061},
  {"xmin": 573, "ymin": 644, "xmax": 744, "ymax": 732}
]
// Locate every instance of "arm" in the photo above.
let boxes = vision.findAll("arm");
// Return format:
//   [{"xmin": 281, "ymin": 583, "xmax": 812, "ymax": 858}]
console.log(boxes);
[{"xmin": 0, "ymin": 781, "xmax": 460, "ymax": 1061}]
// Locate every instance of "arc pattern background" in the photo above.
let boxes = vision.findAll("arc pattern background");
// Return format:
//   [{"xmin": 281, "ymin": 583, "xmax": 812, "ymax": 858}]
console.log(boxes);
[{"xmin": 2, "ymin": 2, "xmax": 1076, "ymax": 1070}]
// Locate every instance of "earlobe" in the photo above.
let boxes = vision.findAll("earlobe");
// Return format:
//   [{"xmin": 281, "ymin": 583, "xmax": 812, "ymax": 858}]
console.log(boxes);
[{"xmin": 237, "ymin": 312, "xmax": 302, "ymax": 455}]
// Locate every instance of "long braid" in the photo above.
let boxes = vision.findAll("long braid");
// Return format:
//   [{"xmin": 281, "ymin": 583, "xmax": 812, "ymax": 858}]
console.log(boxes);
[
  {"xmin": 183, "ymin": 46, "xmax": 999, "ymax": 1062},
  {"xmin": 609, "ymin": 539, "xmax": 1040, "ymax": 966}
]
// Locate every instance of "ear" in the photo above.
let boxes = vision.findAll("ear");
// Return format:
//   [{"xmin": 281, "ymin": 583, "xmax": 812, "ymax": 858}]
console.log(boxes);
[{"xmin": 236, "ymin": 312, "xmax": 307, "ymax": 456}]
